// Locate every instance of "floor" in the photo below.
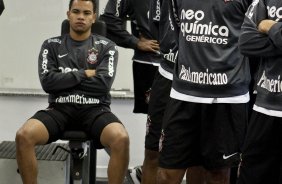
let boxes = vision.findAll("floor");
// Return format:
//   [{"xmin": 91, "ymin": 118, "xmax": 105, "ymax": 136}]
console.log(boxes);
[
  {"xmin": 96, "ymin": 169, "xmax": 139, "ymax": 184},
  {"xmin": 96, "ymin": 169, "xmax": 187, "ymax": 184}
]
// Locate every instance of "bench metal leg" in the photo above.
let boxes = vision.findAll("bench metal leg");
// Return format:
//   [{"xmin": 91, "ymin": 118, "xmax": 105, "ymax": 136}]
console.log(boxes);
[
  {"xmin": 55, "ymin": 140, "xmax": 97, "ymax": 184},
  {"xmin": 71, "ymin": 141, "xmax": 97, "ymax": 184}
]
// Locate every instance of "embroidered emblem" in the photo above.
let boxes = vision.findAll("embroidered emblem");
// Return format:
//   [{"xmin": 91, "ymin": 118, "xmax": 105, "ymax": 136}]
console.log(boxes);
[
  {"xmin": 146, "ymin": 116, "xmax": 152, "ymax": 135},
  {"xmin": 87, "ymin": 47, "xmax": 98, "ymax": 64},
  {"xmin": 159, "ymin": 130, "xmax": 165, "ymax": 152}
]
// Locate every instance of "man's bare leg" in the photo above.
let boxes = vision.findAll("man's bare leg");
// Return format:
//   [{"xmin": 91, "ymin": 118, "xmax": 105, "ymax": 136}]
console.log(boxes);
[
  {"xmin": 157, "ymin": 167, "xmax": 186, "ymax": 184},
  {"xmin": 100, "ymin": 123, "xmax": 130, "ymax": 184},
  {"xmin": 141, "ymin": 149, "xmax": 159, "ymax": 184},
  {"xmin": 15, "ymin": 119, "xmax": 49, "ymax": 184},
  {"xmin": 206, "ymin": 168, "xmax": 230, "ymax": 184},
  {"xmin": 186, "ymin": 166, "xmax": 206, "ymax": 184}
]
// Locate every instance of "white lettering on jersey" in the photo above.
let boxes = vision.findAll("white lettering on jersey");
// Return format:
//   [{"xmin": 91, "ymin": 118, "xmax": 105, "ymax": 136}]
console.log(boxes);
[
  {"xmin": 179, "ymin": 65, "xmax": 228, "ymax": 85},
  {"xmin": 115, "ymin": 0, "xmax": 122, "ymax": 17},
  {"xmin": 47, "ymin": 38, "xmax": 61, "ymax": 44},
  {"xmin": 267, "ymin": 6, "xmax": 282, "ymax": 21},
  {"xmin": 55, "ymin": 94, "xmax": 100, "ymax": 104},
  {"xmin": 58, "ymin": 67, "xmax": 78, "ymax": 73},
  {"xmin": 153, "ymin": 0, "xmax": 161, "ymax": 21},
  {"xmin": 41, "ymin": 49, "xmax": 49, "ymax": 74},
  {"xmin": 257, "ymin": 71, "xmax": 282, "ymax": 93},
  {"xmin": 164, "ymin": 50, "xmax": 178, "ymax": 63},
  {"xmin": 108, "ymin": 50, "xmax": 115, "ymax": 77},
  {"xmin": 169, "ymin": 13, "xmax": 175, "ymax": 31},
  {"xmin": 95, "ymin": 40, "xmax": 109, "ymax": 45},
  {"xmin": 246, "ymin": 0, "xmax": 259, "ymax": 19},
  {"xmin": 180, "ymin": 9, "xmax": 229, "ymax": 45}
]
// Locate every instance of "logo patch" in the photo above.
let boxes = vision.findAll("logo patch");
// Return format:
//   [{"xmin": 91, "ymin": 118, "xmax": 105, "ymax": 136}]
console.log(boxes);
[
  {"xmin": 159, "ymin": 130, "xmax": 165, "ymax": 152},
  {"xmin": 58, "ymin": 53, "xmax": 68, "ymax": 58},
  {"xmin": 223, "ymin": 152, "xmax": 238, "ymax": 160},
  {"xmin": 146, "ymin": 116, "xmax": 152, "ymax": 135},
  {"xmin": 87, "ymin": 47, "xmax": 98, "ymax": 64},
  {"xmin": 145, "ymin": 88, "xmax": 152, "ymax": 104},
  {"xmin": 224, "ymin": 0, "xmax": 233, "ymax": 3}
]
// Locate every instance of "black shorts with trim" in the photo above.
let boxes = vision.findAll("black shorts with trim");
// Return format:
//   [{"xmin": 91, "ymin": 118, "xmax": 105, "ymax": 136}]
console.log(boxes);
[
  {"xmin": 132, "ymin": 61, "xmax": 158, "ymax": 114},
  {"xmin": 31, "ymin": 103, "xmax": 122, "ymax": 149},
  {"xmin": 159, "ymin": 99, "xmax": 248, "ymax": 170},
  {"xmin": 237, "ymin": 111, "xmax": 282, "ymax": 184},
  {"xmin": 145, "ymin": 72, "xmax": 172, "ymax": 151}
]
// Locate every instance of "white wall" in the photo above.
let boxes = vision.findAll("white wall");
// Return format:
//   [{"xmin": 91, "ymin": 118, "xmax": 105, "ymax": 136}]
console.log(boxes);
[
  {"xmin": 0, "ymin": 0, "xmax": 134, "ymax": 91},
  {"xmin": 0, "ymin": 95, "xmax": 147, "ymax": 178}
]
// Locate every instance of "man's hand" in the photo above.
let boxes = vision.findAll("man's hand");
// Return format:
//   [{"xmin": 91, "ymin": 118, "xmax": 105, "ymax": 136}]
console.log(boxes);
[
  {"xmin": 258, "ymin": 19, "xmax": 277, "ymax": 34},
  {"xmin": 137, "ymin": 35, "xmax": 160, "ymax": 53},
  {"xmin": 85, "ymin": 69, "xmax": 96, "ymax": 77}
]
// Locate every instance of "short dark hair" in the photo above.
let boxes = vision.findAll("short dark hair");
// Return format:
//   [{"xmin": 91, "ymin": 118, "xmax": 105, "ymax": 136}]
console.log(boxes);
[{"xmin": 69, "ymin": 0, "xmax": 96, "ymax": 13}]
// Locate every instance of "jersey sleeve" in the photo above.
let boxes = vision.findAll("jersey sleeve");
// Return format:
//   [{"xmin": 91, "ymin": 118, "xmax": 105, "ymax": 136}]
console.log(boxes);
[
  {"xmin": 239, "ymin": 0, "xmax": 282, "ymax": 57},
  {"xmin": 38, "ymin": 40, "xmax": 87, "ymax": 94},
  {"xmin": 268, "ymin": 22, "xmax": 282, "ymax": 49},
  {"xmin": 148, "ymin": 0, "xmax": 161, "ymax": 41},
  {"xmin": 100, "ymin": 0, "xmax": 139, "ymax": 49},
  {"xmin": 78, "ymin": 44, "xmax": 119, "ymax": 96},
  {"xmin": 170, "ymin": 0, "xmax": 180, "ymax": 29}
]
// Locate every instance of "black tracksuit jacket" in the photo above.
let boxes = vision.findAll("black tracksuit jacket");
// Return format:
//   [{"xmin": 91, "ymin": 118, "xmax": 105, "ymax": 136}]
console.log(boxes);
[
  {"xmin": 38, "ymin": 34, "xmax": 118, "ymax": 106},
  {"xmin": 239, "ymin": 0, "xmax": 282, "ymax": 112},
  {"xmin": 100, "ymin": 0, "xmax": 159, "ymax": 65},
  {"xmin": 170, "ymin": 0, "xmax": 252, "ymax": 100}
]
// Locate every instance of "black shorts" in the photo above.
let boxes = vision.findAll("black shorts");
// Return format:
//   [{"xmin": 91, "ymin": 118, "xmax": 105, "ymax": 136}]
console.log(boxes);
[
  {"xmin": 31, "ymin": 103, "xmax": 122, "ymax": 149},
  {"xmin": 159, "ymin": 99, "xmax": 248, "ymax": 169},
  {"xmin": 237, "ymin": 111, "xmax": 282, "ymax": 184},
  {"xmin": 132, "ymin": 61, "xmax": 158, "ymax": 114},
  {"xmin": 145, "ymin": 72, "xmax": 172, "ymax": 151}
]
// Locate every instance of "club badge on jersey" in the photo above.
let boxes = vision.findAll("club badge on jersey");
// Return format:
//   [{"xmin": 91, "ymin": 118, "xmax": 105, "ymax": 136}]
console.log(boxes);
[{"xmin": 87, "ymin": 47, "xmax": 98, "ymax": 64}]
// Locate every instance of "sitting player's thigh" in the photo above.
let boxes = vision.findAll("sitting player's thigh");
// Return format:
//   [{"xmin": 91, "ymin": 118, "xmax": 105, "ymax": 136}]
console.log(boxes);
[
  {"xmin": 83, "ymin": 106, "xmax": 123, "ymax": 149},
  {"xmin": 30, "ymin": 106, "xmax": 70, "ymax": 143}
]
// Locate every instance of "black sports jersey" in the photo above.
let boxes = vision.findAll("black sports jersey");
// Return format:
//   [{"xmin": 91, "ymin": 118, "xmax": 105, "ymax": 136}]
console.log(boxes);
[
  {"xmin": 239, "ymin": 0, "xmax": 282, "ymax": 113},
  {"xmin": 149, "ymin": 0, "xmax": 178, "ymax": 79},
  {"xmin": 170, "ymin": 0, "xmax": 252, "ymax": 99},
  {"xmin": 100, "ymin": 0, "xmax": 159, "ymax": 65},
  {"xmin": 38, "ymin": 34, "xmax": 118, "ymax": 106}
]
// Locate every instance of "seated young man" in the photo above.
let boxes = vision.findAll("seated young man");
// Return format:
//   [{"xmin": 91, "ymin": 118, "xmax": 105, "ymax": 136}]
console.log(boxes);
[{"xmin": 15, "ymin": 1, "xmax": 129, "ymax": 184}]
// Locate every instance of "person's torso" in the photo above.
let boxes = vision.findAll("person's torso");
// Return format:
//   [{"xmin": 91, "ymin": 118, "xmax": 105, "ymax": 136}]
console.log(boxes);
[
  {"xmin": 47, "ymin": 34, "xmax": 115, "ymax": 106},
  {"xmin": 171, "ymin": 0, "xmax": 251, "ymax": 100},
  {"xmin": 253, "ymin": 0, "xmax": 282, "ymax": 112}
]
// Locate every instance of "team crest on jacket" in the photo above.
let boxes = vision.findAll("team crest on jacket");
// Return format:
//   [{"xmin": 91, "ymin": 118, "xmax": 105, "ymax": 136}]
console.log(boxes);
[
  {"xmin": 159, "ymin": 130, "xmax": 165, "ymax": 152},
  {"xmin": 146, "ymin": 116, "xmax": 152, "ymax": 135},
  {"xmin": 87, "ymin": 47, "xmax": 98, "ymax": 64}
]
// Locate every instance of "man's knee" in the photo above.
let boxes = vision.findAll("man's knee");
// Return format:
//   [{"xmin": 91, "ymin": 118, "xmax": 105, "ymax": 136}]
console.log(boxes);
[
  {"xmin": 157, "ymin": 168, "xmax": 185, "ymax": 184},
  {"xmin": 157, "ymin": 168, "xmax": 170, "ymax": 184},
  {"xmin": 110, "ymin": 129, "xmax": 129, "ymax": 150},
  {"xmin": 15, "ymin": 125, "xmax": 34, "ymax": 148},
  {"xmin": 101, "ymin": 122, "xmax": 129, "ymax": 149},
  {"xmin": 15, "ymin": 119, "xmax": 49, "ymax": 148}
]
